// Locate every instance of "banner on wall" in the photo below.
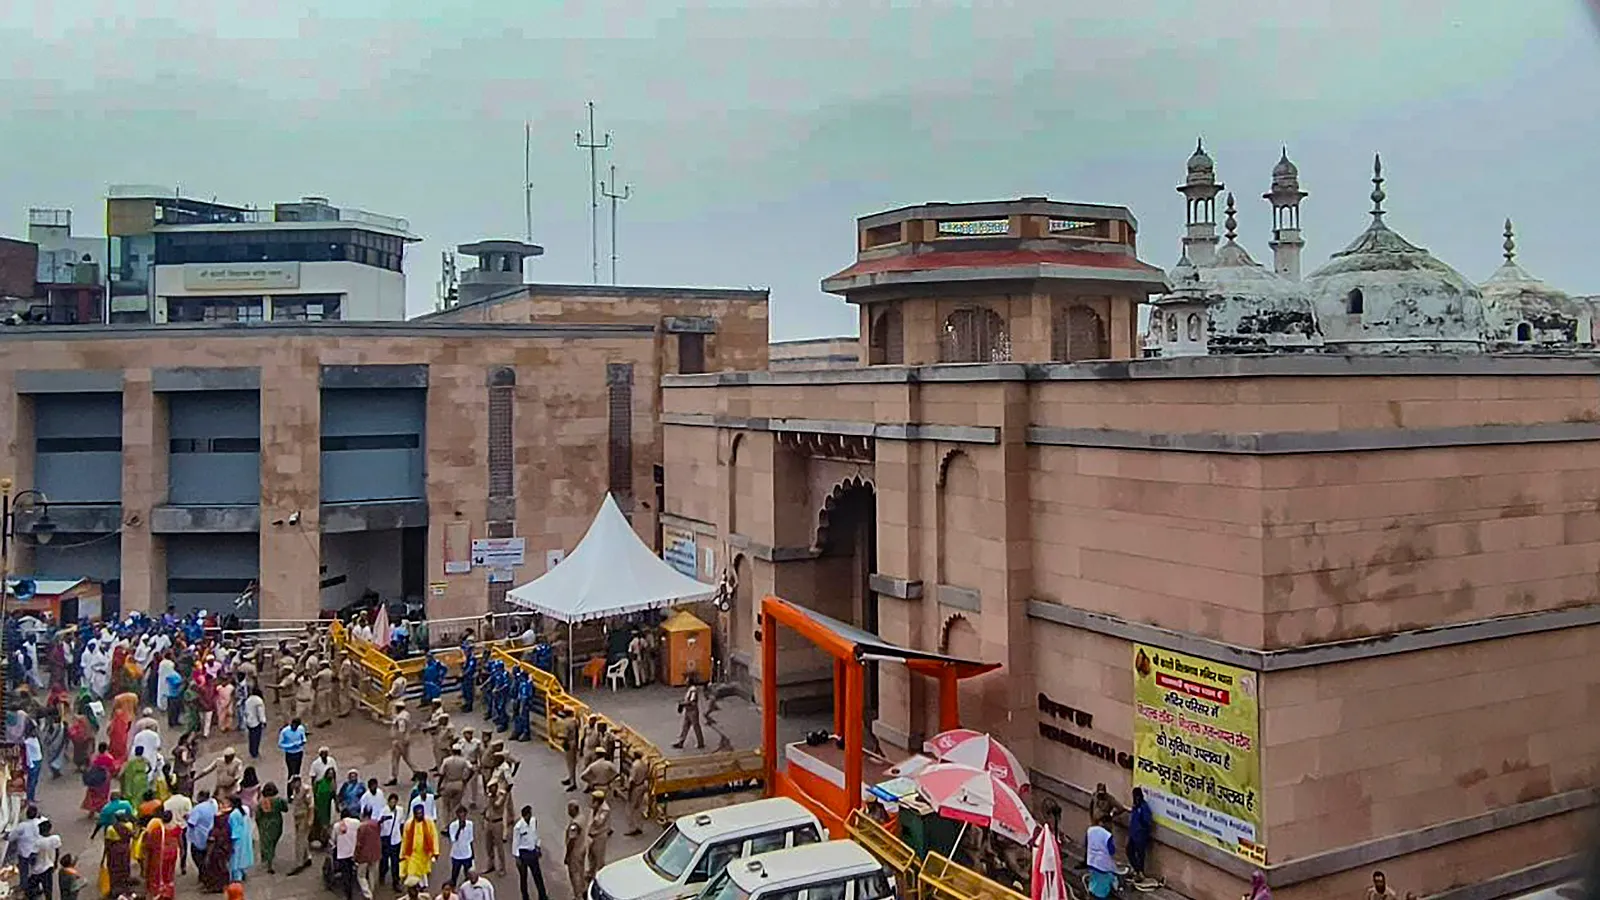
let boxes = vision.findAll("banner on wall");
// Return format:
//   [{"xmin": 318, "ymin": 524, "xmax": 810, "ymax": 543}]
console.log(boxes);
[
  {"xmin": 662, "ymin": 526, "xmax": 698, "ymax": 579},
  {"xmin": 443, "ymin": 522, "xmax": 472, "ymax": 575},
  {"xmin": 1132, "ymin": 644, "xmax": 1266, "ymax": 865}
]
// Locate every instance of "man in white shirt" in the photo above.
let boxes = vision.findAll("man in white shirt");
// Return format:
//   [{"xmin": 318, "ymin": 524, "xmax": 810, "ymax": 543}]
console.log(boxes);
[
  {"xmin": 162, "ymin": 791, "xmax": 194, "ymax": 874},
  {"xmin": 31, "ymin": 819, "xmax": 61, "ymax": 900},
  {"xmin": 131, "ymin": 724, "xmax": 163, "ymax": 771},
  {"xmin": 360, "ymin": 778, "xmax": 386, "ymax": 821},
  {"xmin": 458, "ymin": 868, "xmax": 495, "ymax": 900},
  {"xmin": 378, "ymin": 794, "xmax": 403, "ymax": 892},
  {"xmin": 333, "ymin": 808, "xmax": 363, "ymax": 900},
  {"xmin": 22, "ymin": 731, "xmax": 43, "ymax": 803},
  {"xmin": 242, "ymin": 687, "xmax": 268, "ymax": 759},
  {"xmin": 310, "ymin": 747, "xmax": 339, "ymax": 783},
  {"xmin": 445, "ymin": 806, "xmax": 476, "ymax": 886},
  {"xmin": 510, "ymin": 805, "xmax": 549, "ymax": 900},
  {"xmin": 9, "ymin": 805, "xmax": 41, "ymax": 878}
]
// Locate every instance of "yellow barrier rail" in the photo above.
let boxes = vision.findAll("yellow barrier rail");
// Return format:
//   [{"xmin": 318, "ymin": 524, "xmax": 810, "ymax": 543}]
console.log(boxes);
[
  {"xmin": 845, "ymin": 809, "xmax": 922, "ymax": 900},
  {"xmin": 918, "ymin": 853, "xmax": 1029, "ymax": 900}
]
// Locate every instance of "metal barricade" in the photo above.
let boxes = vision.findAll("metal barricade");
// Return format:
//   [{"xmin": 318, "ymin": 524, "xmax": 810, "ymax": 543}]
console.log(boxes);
[
  {"xmin": 845, "ymin": 809, "xmax": 922, "ymax": 900},
  {"xmin": 918, "ymin": 852, "xmax": 1029, "ymax": 900}
]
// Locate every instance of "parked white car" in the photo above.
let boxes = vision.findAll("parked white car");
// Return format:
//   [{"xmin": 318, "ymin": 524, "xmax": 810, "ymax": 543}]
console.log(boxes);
[
  {"xmin": 589, "ymin": 797, "xmax": 826, "ymax": 900},
  {"xmin": 696, "ymin": 840, "xmax": 896, "ymax": 900}
]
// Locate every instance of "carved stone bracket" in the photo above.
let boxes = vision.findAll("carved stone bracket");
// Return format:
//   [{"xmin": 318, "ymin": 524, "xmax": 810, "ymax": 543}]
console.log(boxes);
[{"xmin": 777, "ymin": 431, "xmax": 874, "ymax": 463}]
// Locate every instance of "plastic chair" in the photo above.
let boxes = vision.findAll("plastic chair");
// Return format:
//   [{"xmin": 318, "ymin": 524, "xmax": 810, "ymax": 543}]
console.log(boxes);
[
  {"xmin": 605, "ymin": 657, "xmax": 629, "ymax": 692},
  {"xmin": 583, "ymin": 656, "xmax": 606, "ymax": 689}
]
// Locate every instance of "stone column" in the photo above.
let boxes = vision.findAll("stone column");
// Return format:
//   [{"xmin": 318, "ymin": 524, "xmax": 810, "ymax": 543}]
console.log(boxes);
[
  {"xmin": 870, "ymin": 437, "xmax": 925, "ymax": 752},
  {"xmin": 258, "ymin": 353, "xmax": 321, "ymax": 620},
  {"xmin": 118, "ymin": 372, "xmax": 164, "ymax": 614}
]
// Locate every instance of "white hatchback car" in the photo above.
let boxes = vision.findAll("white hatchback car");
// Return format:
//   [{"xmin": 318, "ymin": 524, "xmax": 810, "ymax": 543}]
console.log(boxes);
[
  {"xmin": 589, "ymin": 797, "xmax": 826, "ymax": 900},
  {"xmin": 695, "ymin": 841, "xmax": 896, "ymax": 900}
]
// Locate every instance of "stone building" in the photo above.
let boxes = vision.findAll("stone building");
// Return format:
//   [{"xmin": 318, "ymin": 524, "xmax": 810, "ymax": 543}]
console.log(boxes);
[
  {"xmin": 0, "ymin": 277, "xmax": 767, "ymax": 620},
  {"xmin": 659, "ymin": 187, "xmax": 1600, "ymax": 899}
]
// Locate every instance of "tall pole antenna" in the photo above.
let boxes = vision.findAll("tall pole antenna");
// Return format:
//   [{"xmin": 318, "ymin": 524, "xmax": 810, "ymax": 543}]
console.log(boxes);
[
  {"xmin": 574, "ymin": 101, "xmax": 611, "ymax": 285},
  {"xmin": 524, "ymin": 122, "xmax": 534, "ymax": 245},
  {"xmin": 599, "ymin": 163, "xmax": 632, "ymax": 285}
]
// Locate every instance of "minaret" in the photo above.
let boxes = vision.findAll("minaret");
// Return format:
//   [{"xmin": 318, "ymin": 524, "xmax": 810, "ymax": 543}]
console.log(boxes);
[
  {"xmin": 1177, "ymin": 138, "xmax": 1223, "ymax": 267},
  {"xmin": 1263, "ymin": 146, "xmax": 1308, "ymax": 280}
]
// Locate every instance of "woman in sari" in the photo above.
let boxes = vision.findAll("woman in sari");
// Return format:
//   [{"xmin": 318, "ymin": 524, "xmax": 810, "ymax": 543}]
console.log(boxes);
[
  {"xmin": 255, "ymin": 783, "xmax": 287, "ymax": 874},
  {"xmin": 238, "ymin": 766, "xmax": 261, "ymax": 812},
  {"xmin": 173, "ymin": 733, "xmax": 198, "ymax": 797},
  {"xmin": 82, "ymin": 741, "xmax": 120, "ymax": 815},
  {"xmin": 66, "ymin": 711, "xmax": 94, "ymax": 773},
  {"xmin": 121, "ymin": 745, "xmax": 153, "ymax": 804},
  {"xmin": 137, "ymin": 789, "xmax": 164, "ymax": 823},
  {"xmin": 198, "ymin": 675, "xmax": 218, "ymax": 739},
  {"xmin": 312, "ymin": 766, "xmax": 337, "ymax": 850},
  {"xmin": 181, "ymin": 680, "xmax": 203, "ymax": 737},
  {"xmin": 144, "ymin": 809, "xmax": 183, "ymax": 900},
  {"xmin": 198, "ymin": 800, "xmax": 236, "ymax": 892},
  {"xmin": 110, "ymin": 644, "xmax": 132, "ymax": 695},
  {"xmin": 227, "ymin": 797, "xmax": 256, "ymax": 882},
  {"xmin": 109, "ymin": 692, "xmax": 139, "ymax": 762},
  {"xmin": 215, "ymin": 677, "xmax": 236, "ymax": 733},
  {"xmin": 101, "ymin": 809, "xmax": 139, "ymax": 898}
]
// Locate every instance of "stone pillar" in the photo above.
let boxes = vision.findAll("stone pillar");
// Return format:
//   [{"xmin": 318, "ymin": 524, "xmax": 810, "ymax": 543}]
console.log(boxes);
[
  {"xmin": 995, "ymin": 380, "xmax": 1036, "ymax": 753},
  {"xmin": 0, "ymin": 375, "xmax": 37, "ymax": 574},
  {"xmin": 871, "ymin": 437, "xmax": 925, "ymax": 752},
  {"xmin": 119, "ymin": 372, "xmax": 165, "ymax": 614},
  {"xmin": 258, "ymin": 355, "xmax": 321, "ymax": 620}
]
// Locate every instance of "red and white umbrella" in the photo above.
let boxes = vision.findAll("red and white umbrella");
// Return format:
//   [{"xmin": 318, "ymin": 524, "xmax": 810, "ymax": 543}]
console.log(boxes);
[
  {"xmin": 1031, "ymin": 823, "xmax": 1067, "ymax": 900},
  {"xmin": 914, "ymin": 762, "xmax": 1038, "ymax": 845},
  {"xmin": 924, "ymin": 729, "xmax": 1030, "ymax": 794}
]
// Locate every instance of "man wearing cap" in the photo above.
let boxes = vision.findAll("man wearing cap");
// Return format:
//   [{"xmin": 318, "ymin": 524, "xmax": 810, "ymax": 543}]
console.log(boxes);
[
  {"xmin": 310, "ymin": 746, "xmax": 340, "ymax": 784},
  {"xmin": 293, "ymin": 669, "xmax": 316, "ymax": 725},
  {"xmin": 198, "ymin": 747, "xmax": 244, "ymax": 801},
  {"xmin": 437, "ymin": 747, "xmax": 472, "ymax": 820},
  {"xmin": 579, "ymin": 751, "xmax": 618, "ymax": 796},
  {"xmin": 556, "ymin": 709, "xmax": 579, "ymax": 792},
  {"xmin": 622, "ymin": 750, "xmax": 650, "ymax": 836},
  {"xmin": 457, "ymin": 727, "xmax": 484, "ymax": 803},
  {"xmin": 585, "ymin": 789, "xmax": 613, "ymax": 881},
  {"xmin": 314, "ymin": 658, "xmax": 337, "ymax": 727},
  {"xmin": 562, "ymin": 801, "xmax": 586, "ymax": 900},
  {"xmin": 425, "ymin": 700, "xmax": 452, "ymax": 769},
  {"xmin": 481, "ymin": 780, "xmax": 511, "ymax": 875},
  {"xmin": 388, "ymin": 700, "xmax": 419, "ymax": 787}
]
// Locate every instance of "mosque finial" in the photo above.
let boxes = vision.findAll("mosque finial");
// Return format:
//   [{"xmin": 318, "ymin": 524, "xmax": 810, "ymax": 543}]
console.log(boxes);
[
  {"xmin": 1196, "ymin": 137, "xmax": 1205, "ymax": 155},
  {"xmin": 1224, "ymin": 193, "xmax": 1238, "ymax": 242},
  {"xmin": 1369, "ymin": 153, "xmax": 1386, "ymax": 223},
  {"xmin": 1503, "ymin": 218, "xmax": 1516, "ymax": 263}
]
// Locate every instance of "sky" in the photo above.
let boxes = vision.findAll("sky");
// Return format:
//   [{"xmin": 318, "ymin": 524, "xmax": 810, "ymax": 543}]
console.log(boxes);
[{"xmin": 3, "ymin": 1, "xmax": 1598, "ymax": 340}]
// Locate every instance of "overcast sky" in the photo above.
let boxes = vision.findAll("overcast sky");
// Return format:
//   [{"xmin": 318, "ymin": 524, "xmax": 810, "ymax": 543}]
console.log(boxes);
[{"xmin": 3, "ymin": 1, "xmax": 1597, "ymax": 339}]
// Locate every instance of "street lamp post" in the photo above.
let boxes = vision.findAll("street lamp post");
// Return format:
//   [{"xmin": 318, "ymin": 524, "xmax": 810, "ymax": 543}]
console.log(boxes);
[{"xmin": 0, "ymin": 477, "xmax": 56, "ymax": 670}]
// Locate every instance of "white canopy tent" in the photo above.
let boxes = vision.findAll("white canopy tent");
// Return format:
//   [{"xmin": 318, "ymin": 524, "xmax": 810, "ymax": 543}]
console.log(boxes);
[{"xmin": 506, "ymin": 493, "xmax": 717, "ymax": 682}]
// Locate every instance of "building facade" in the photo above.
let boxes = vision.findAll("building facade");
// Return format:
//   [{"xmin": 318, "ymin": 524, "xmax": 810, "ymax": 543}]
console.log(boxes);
[
  {"xmin": 658, "ymin": 183, "xmax": 1600, "ymax": 899},
  {"xmin": 0, "ymin": 284, "xmax": 767, "ymax": 621}
]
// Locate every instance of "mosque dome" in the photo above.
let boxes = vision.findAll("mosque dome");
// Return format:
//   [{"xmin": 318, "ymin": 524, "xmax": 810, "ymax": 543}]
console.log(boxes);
[
  {"xmin": 1479, "ymin": 219, "xmax": 1589, "ymax": 346},
  {"xmin": 1304, "ymin": 155, "xmax": 1487, "ymax": 353},
  {"xmin": 1270, "ymin": 148, "xmax": 1301, "ymax": 190}
]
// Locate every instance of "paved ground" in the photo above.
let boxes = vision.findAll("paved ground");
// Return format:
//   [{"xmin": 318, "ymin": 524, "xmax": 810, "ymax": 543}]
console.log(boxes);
[{"xmin": 38, "ymin": 683, "xmax": 825, "ymax": 900}]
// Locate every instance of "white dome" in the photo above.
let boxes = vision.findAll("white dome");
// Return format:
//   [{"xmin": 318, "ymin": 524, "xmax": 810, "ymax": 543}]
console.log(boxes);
[
  {"xmin": 1153, "ymin": 239, "xmax": 1320, "ymax": 353},
  {"xmin": 1481, "ymin": 260, "xmax": 1586, "ymax": 345}
]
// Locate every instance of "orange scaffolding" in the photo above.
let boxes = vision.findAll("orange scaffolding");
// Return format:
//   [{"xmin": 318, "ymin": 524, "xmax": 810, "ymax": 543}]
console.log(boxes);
[{"xmin": 759, "ymin": 594, "xmax": 1000, "ymax": 834}]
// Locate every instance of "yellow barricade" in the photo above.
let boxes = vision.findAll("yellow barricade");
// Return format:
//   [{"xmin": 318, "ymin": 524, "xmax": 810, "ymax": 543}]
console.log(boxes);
[
  {"xmin": 918, "ymin": 853, "xmax": 1029, "ymax": 900},
  {"xmin": 845, "ymin": 809, "xmax": 922, "ymax": 900}
]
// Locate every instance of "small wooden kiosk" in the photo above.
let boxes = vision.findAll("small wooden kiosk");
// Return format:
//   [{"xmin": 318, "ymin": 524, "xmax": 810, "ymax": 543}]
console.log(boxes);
[{"xmin": 661, "ymin": 609, "xmax": 712, "ymax": 686}]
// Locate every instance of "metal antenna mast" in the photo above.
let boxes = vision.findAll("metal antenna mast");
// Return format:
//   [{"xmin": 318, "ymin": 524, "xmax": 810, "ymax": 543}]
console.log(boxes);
[
  {"xmin": 574, "ymin": 101, "xmax": 611, "ymax": 284},
  {"xmin": 599, "ymin": 164, "xmax": 632, "ymax": 285},
  {"xmin": 524, "ymin": 122, "xmax": 535, "ymax": 245}
]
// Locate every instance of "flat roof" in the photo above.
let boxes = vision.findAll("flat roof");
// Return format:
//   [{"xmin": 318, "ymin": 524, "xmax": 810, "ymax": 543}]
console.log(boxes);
[
  {"xmin": 152, "ymin": 219, "xmax": 420, "ymax": 241},
  {"xmin": 860, "ymin": 197, "xmax": 1139, "ymax": 231},
  {"xmin": 416, "ymin": 281, "xmax": 769, "ymax": 320},
  {"xmin": 0, "ymin": 321, "xmax": 656, "ymax": 342}
]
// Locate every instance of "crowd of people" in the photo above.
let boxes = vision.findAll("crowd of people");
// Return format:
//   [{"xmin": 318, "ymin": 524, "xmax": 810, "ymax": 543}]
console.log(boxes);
[{"xmin": 1, "ymin": 606, "xmax": 700, "ymax": 900}]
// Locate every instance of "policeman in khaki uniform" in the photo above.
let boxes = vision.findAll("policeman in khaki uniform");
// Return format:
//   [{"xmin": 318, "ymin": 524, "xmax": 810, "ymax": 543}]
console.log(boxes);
[
  {"xmin": 556, "ymin": 708, "xmax": 580, "ymax": 791},
  {"xmin": 585, "ymin": 789, "xmax": 613, "ymax": 883},
  {"xmin": 563, "ymin": 799, "xmax": 587, "ymax": 899},
  {"xmin": 622, "ymin": 750, "xmax": 650, "ymax": 836}
]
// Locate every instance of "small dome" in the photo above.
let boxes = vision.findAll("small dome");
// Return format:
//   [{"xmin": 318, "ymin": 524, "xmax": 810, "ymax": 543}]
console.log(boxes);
[
  {"xmin": 1155, "ymin": 229, "xmax": 1319, "ymax": 354},
  {"xmin": 1270, "ymin": 148, "xmax": 1301, "ymax": 190},
  {"xmin": 1185, "ymin": 138, "xmax": 1217, "ymax": 186},
  {"xmin": 1480, "ymin": 220, "xmax": 1587, "ymax": 345}
]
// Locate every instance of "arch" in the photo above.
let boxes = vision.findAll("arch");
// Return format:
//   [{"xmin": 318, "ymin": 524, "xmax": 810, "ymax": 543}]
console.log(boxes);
[
  {"xmin": 937, "ymin": 450, "xmax": 980, "ymax": 588},
  {"xmin": 869, "ymin": 306, "xmax": 904, "ymax": 365},
  {"xmin": 1166, "ymin": 313, "xmax": 1178, "ymax": 342},
  {"xmin": 1516, "ymin": 322, "xmax": 1533, "ymax": 342},
  {"xmin": 1186, "ymin": 313, "xmax": 1202, "ymax": 341},
  {"xmin": 938, "ymin": 613, "xmax": 982, "ymax": 658},
  {"xmin": 730, "ymin": 552, "xmax": 754, "ymax": 672},
  {"xmin": 728, "ymin": 433, "xmax": 747, "ymax": 536},
  {"xmin": 1052, "ymin": 303, "xmax": 1109, "ymax": 362},
  {"xmin": 1346, "ymin": 289, "xmax": 1365, "ymax": 315},
  {"xmin": 488, "ymin": 366, "xmax": 516, "ymax": 387},
  {"xmin": 813, "ymin": 474, "xmax": 876, "ymax": 552},
  {"xmin": 940, "ymin": 307, "xmax": 1010, "ymax": 363}
]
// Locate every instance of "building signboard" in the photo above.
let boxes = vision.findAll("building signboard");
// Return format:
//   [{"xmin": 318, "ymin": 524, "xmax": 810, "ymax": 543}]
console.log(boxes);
[
  {"xmin": 1132, "ymin": 644, "xmax": 1266, "ymax": 865},
  {"xmin": 471, "ymin": 537, "xmax": 526, "ymax": 568},
  {"xmin": 182, "ymin": 262, "xmax": 301, "ymax": 291},
  {"xmin": 662, "ymin": 526, "xmax": 698, "ymax": 579},
  {"xmin": 936, "ymin": 218, "xmax": 1009, "ymax": 236}
]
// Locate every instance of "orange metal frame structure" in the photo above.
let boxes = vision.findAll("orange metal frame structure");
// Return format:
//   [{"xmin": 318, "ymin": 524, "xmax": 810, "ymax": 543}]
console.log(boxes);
[{"xmin": 759, "ymin": 594, "xmax": 1000, "ymax": 833}]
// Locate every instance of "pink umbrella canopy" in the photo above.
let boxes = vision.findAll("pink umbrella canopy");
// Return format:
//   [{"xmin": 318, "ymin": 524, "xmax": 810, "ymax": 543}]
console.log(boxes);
[
  {"xmin": 1031, "ymin": 823, "xmax": 1067, "ymax": 900},
  {"xmin": 914, "ymin": 762, "xmax": 1039, "ymax": 845},
  {"xmin": 924, "ymin": 728, "xmax": 1030, "ymax": 793}
]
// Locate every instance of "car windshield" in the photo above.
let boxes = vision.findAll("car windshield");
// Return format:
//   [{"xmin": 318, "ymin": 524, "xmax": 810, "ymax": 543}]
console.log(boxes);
[
  {"xmin": 643, "ymin": 823, "xmax": 702, "ymax": 881},
  {"xmin": 697, "ymin": 870, "xmax": 751, "ymax": 900}
]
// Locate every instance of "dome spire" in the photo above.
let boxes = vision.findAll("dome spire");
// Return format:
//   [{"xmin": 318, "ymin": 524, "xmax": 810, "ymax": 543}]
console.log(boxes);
[
  {"xmin": 1369, "ymin": 153, "xmax": 1387, "ymax": 224},
  {"xmin": 1503, "ymin": 218, "xmax": 1516, "ymax": 264},
  {"xmin": 1224, "ymin": 193, "xmax": 1238, "ymax": 242}
]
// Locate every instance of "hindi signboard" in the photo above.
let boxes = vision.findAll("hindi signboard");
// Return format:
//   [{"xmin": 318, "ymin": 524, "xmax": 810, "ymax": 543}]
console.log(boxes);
[
  {"xmin": 662, "ymin": 526, "xmax": 698, "ymax": 579},
  {"xmin": 1132, "ymin": 645, "xmax": 1266, "ymax": 865}
]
